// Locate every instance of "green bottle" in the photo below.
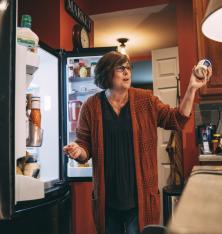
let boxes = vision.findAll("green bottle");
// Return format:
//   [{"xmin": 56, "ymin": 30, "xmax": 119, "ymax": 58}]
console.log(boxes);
[{"xmin": 17, "ymin": 14, "xmax": 39, "ymax": 52}]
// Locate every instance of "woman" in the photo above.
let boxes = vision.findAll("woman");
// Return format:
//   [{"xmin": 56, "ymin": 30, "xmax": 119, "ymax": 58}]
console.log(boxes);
[{"xmin": 64, "ymin": 51, "xmax": 211, "ymax": 234}]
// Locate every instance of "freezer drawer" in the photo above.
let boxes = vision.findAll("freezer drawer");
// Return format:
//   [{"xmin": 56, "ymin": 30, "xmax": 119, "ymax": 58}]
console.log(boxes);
[{"xmin": 0, "ymin": 184, "xmax": 71, "ymax": 234}]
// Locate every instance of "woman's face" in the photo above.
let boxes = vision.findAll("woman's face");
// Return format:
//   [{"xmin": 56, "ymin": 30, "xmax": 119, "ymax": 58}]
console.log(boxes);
[{"xmin": 111, "ymin": 62, "xmax": 132, "ymax": 91}]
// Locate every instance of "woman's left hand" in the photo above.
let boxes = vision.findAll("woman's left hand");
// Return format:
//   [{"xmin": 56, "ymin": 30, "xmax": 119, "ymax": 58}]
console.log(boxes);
[{"xmin": 188, "ymin": 66, "xmax": 212, "ymax": 91}]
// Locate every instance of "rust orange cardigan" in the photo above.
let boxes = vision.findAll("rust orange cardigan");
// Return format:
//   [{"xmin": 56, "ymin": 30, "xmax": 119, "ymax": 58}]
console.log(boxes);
[{"xmin": 75, "ymin": 87, "xmax": 190, "ymax": 234}]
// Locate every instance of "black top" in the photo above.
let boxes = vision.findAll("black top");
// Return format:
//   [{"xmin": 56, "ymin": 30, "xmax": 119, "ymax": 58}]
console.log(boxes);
[{"xmin": 100, "ymin": 91, "xmax": 137, "ymax": 210}]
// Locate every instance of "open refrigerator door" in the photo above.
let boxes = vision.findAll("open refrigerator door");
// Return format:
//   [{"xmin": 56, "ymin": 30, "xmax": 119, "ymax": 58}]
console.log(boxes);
[{"xmin": 15, "ymin": 44, "xmax": 60, "ymax": 202}]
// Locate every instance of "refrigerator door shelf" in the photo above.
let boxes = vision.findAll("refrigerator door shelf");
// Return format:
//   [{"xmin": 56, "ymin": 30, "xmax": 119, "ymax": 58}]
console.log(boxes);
[
  {"xmin": 67, "ymin": 164, "xmax": 92, "ymax": 177},
  {"xmin": 69, "ymin": 76, "xmax": 94, "ymax": 82},
  {"xmin": 15, "ymin": 45, "xmax": 40, "ymax": 160},
  {"xmin": 69, "ymin": 90, "xmax": 98, "ymax": 99},
  {"xmin": 15, "ymin": 174, "xmax": 44, "ymax": 202},
  {"xmin": 26, "ymin": 49, "xmax": 40, "ymax": 75}
]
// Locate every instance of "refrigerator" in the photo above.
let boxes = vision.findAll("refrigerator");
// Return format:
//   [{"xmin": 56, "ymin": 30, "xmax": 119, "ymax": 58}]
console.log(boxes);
[
  {"xmin": 0, "ymin": 0, "xmax": 116, "ymax": 232},
  {"xmin": 63, "ymin": 47, "xmax": 116, "ymax": 181}
]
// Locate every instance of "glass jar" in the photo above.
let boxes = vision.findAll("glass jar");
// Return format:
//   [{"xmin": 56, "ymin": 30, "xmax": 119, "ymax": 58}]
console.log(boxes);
[
  {"xmin": 23, "ymin": 155, "xmax": 40, "ymax": 178},
  {"xmin": 211, "ymin": 139, "xmax": 219, "ymax": 154},
  {"xmin": 79, "ymin": 63, "xmax": 88, "ymax": 78},
  {"xmin": 90, "ymin": 62, "xmax": 97, "ymax": 77},
  {"xmin": 73, "ymin": 59, "xmax": 80, "ymax": 77},
  {"xmin": 26, "ymin": 93, "xmax": 32, "ymax": 138},
  {"xmin": 30, "ymin": 96, "xmax": 41, "ymax": 128},
  {"xmin": 216, "ymin": 138, "xmax": 222, "ymax": 155},
  {"xmin": 213, "ymin": 133, "xmax": 221, "ymax": 141},
  {"xmin": 194, "ymin": 59, "xmax": 212, "ymax": 80}
]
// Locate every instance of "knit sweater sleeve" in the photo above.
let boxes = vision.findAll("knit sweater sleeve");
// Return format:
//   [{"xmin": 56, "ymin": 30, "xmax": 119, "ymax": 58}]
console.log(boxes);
[
  {"xmin": 75, "ymin": 101, "xmax": 92, "ymax": 163},
  {"xmin": 150, "ymin": 93, "xmax": 190, "ymax": 130}
]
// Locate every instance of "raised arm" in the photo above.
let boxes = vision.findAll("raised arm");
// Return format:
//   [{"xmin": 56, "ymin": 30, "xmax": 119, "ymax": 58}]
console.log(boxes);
[{"xmin": 179, "ymin": 66, "xmax": 212, "ymax": 117}]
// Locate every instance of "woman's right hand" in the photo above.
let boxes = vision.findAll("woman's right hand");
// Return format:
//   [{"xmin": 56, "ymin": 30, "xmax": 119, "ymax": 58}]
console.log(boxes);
[{"xmin": 63, "ymin": 142, "xmax": 82, "ymax": 159}]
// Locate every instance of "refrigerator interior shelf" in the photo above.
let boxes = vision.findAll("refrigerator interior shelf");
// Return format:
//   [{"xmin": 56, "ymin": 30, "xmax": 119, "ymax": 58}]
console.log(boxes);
[
  {"xmin": 69, "ymin": 76, "xmax": 94, "ymax": 82},
  {"xmin": 69, "ymin": 89, "xmax": 97, "ymax": 99},
  {"xmin": 67, "ymin": 166, "xmax": 92, "ymax": 177},
  {"xmin": 15, "ymin": 174, "xmax": 44, "ymax": 202},
  {"xmin": 26, "ymin": 50, "xmax": 40, "ymax": 75}
]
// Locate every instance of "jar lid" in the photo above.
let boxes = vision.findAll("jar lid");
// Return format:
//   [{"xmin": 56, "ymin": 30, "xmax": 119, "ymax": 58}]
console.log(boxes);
[
  {"xmin": 213, "ymin": 134, "xmax": 221, "ymax": 137},
  {"xmin": 212, "ymin": 140, "xmax": 219, "ymax": 142},
  {"xmin": 26, "ymin": 156, "xmax": 37, "ymax": 163},
  {"xmin": 32, "ymin": 96, "xmax": 40, "ymax": 101}
]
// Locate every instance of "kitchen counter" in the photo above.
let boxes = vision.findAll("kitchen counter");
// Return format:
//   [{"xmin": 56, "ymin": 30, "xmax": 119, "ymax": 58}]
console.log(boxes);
[
  {"xmin": 168, "ymin": 165, "xmax": 222, "ymax": 234},
  {"xmin": 199, "ymin": 154, "xmax": 222, "ymax": 161}
]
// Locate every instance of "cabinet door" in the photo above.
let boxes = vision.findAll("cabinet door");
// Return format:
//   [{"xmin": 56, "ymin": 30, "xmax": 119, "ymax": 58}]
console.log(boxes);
[{"xmin": 193, "ymin": 0, "xmax": 222, "ymax": 100}]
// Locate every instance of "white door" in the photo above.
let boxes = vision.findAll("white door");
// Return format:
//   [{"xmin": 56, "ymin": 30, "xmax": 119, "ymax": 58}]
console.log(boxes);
[{"xmin": 152, "ymin": 47, "xmax": 179, "ymax": 224}]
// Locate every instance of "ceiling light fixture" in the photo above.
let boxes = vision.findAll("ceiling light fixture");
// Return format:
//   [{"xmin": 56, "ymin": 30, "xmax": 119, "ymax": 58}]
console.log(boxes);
[
  {"xmin": 117, "ymin": 38, "xmax": 129, "ymax": 55},
  {"xmin": 0, "ymin": 0, "xmax": 9, "ymax": 11},
  {"xmin": 202, "ymin": 0, "xmax": 222, "ymax": 42}
]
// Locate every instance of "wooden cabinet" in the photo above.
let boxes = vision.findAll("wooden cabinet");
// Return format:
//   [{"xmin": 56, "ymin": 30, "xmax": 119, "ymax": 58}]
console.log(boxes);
[{"xmin": 193, "ymin": 0, "xmax": 222, "ymax": 100}]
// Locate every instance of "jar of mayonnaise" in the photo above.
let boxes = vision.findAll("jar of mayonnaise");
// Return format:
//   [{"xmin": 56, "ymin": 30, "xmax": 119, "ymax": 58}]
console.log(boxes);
[{"xmin": 194, "ymin": 59, "xmax": 212, "ymax": 79}]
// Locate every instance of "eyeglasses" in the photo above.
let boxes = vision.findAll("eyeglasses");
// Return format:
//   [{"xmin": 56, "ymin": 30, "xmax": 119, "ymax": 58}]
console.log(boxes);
[{"xmin": 115, "ymin": 65, "xmax": 132, "ymax": 73}]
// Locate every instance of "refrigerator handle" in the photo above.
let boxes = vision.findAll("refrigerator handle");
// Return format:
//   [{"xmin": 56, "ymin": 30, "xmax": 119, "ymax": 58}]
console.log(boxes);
[{"xmin": 54, "ymin": 180, "xmax": 69, "ymax": 187}]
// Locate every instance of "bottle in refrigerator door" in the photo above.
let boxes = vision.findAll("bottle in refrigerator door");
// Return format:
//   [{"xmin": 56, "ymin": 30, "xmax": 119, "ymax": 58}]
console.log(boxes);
[
  {"xmin": 30, "ymin": 96, "xmax": 41, "ymax": 128},
  {"xmin": 17, "ymin": 14, "xmax": 39, "ymax": 53},
  {"xmin": 27, "ymin": 96, "xmax": 43, "ymax": 147},
  {"xmin": 16, "ymin": 150, "xmax": 40, "ymax": 178},
  {"xmin": 26, "ymin": 93, "xmax": 32, "ymax": 142},
  {"xmin": 23, "ymin": 154, "xmax": 40, "ymax": 178}
]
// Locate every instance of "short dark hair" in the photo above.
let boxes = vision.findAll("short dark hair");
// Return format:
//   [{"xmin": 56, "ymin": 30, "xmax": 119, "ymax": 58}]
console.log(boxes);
[{"xmin": 94, "ymin": 51, "xmax": 130, "ymax": 89}]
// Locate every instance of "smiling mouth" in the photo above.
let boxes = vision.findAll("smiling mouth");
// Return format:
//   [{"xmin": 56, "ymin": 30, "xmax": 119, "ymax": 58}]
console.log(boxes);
[{"xmin": 123, "ymin": 78, "xmax": 130, "ymax": 81}]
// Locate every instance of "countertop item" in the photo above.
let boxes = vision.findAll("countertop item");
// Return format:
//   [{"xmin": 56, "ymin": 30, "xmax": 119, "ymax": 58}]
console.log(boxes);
[
  {"xmin": 199, "ymin": 154, "xmax": 222, "ymax": 161},
  {"xmin": 168, "ymin": 165, "xmax": 222, "ymax": 234}
]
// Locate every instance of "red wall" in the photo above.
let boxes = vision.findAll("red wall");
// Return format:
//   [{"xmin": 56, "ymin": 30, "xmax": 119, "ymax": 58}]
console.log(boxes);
[
  {"xmin": 176, "ymin": 0, "xmax": 199, "ymax": 178},
  {"xmin": 59, "ymin": 0, "xmax": 94, "ymax": 51},
  {"xmin": 18, "ymin": 0, "xmax": 60, "ymax": 49},
  {"xmin": 18, "ymin": 0, "xmax": 93, "ymax": 50},
  {"xmin": 59, "ymin": 0, "xmax": 74, "ymax": 50}
]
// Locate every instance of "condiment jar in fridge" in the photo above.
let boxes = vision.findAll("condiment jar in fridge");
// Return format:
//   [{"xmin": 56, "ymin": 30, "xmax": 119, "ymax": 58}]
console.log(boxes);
[
  {"xmin": 73, "ymin": 59, "xmax": 80, "ymax": 77},
  {"xmin": 90, "ymin": 62, "xmax": 97, "ymax": 77},
  {"xmin": 26, "ymin": 93, "xmax": 32, "ymax": 138},
  {"xmin": 23, "ymin": 155, "xmax": 40, "ymax": 178},
  {"xmin": 68, "ymin": 100, "xmax": 82, "ymax": 121},
  {"xmin": 30, "ymin": 96, "xmax": 41, "ymax": 128},
  {"xmin": 79, "ymin": 62, "xmax": 88, "ymax": 78}
]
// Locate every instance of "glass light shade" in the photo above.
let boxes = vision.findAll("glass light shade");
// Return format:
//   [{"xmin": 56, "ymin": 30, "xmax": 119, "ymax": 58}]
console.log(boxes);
[
  {"xmin": 118, "ymin": 45, "xmax": 127, "ymax": 55},
  {"xmin": 117, "ymin": 38, "xmax": 128, "ymax": 55},
  {"xmin": 0, "ymin": 0, "xmax": 9, "ymax": 11},
  {"xmin": 202, "ymin": 0, "xmax": 222, "ymax": 42}
]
